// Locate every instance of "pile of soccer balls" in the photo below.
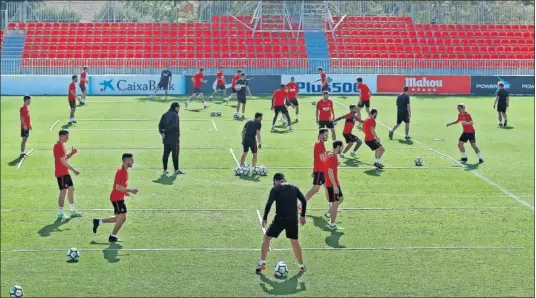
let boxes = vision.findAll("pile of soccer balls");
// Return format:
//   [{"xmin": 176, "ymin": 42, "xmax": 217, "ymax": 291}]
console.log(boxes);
[
  {"xmin": 274, "ymin": 261, "xmax": 289, "ymax": 278},
  {"xmin": 210, "ymin": 111, "xmax": 222, "ymax": 117},
  {"xmin": 234, "ymin": 165, "xmax": 268, "ymax": 176}
]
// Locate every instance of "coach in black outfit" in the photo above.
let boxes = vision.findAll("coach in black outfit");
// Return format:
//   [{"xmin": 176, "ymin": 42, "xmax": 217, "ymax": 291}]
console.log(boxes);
[
  {"xmin": 158, "ymin": 102, "xmax": 184, "ymax": 175},
  {"xmin": 389, "ymin": 86, "xmax": 411, "ymax": 140}
]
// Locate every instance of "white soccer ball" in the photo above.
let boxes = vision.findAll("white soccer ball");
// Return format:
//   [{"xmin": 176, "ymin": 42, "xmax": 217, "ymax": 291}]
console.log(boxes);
[
  {"xmin": 66, "ymin": 247, "xmax": 80, "ymax": 262},
  {"xmin": 216, "ymin": 112, "xmax": 222, "ymax": 117},
  {"xmin": 234, "ymin": 167, "xmax": 243, "ymax": 176},
  {"xmin": 311, "ymin": 101, "xmax": 316, "ymax": 105},
  {"xmin": 241, "ymin": 166, "xmax": 251, "ymax": 176},
  {"xmin": 233, "ymin": 112, "xmax": 239, "ymax": 119},
  {"xmin": 235, "ymin": 84, "xmax": 242, "ymax": 91},
  {"xmin": 259, "ymin": 166, "xmax": 268, "ymax": 176},
  {"xmin": 415, "ymin": 157, "xmax": 423, "ymax": 166},
  {"xmin": 210, "ymin": 111, "xmax": 216, "ymax": 117},
  {"xmin": 274, "ymin": 261, "xmax": 288, "ymax": 277},
  {"xmin": 9, "ymin": 285, "xmax": 23, "ymax": 298},
  {"xmin": 252, "ymin": 166, "xmax": 261, "ymax": 175},
  {"xmin": 350, "ymin": 151, "xmax": 356, "ymax": 157}
]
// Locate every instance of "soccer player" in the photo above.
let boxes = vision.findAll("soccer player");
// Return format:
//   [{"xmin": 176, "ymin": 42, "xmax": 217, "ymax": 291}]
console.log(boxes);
[
  {"xmin": 356, "ymin": 77, "xmax": 372, "ymax": 120},
  {"xmin": 19, "ymin": 95, "xmax": 32, "ymax": 158},
  {"xmin": 363, "ymin": 109, "xmax": 385, "ymax": 169},
  {"xmin": 225, "ymin": 69, "xmax": 243, "ymax": 102},
  {"xmin": 151, "ymin": 66, "xmax": 172, "ymax": 100},
  {"xmin": 241, "ymin": 112, "xmax": 263, "ymax": 167},
  {"xmin": 92, "ymin": 153, "xmax": 138, "ymax": 242},
  {"xmin": 494, "ymin": 82, "xmax": 510, "ymax": 127},
  {"xmin": 316, "ymin": 91, "xmax": 336, "ymax": 140},
  {"xmin": 256, "ymin": 173, "xmax": 307, "ymax": 274},
  {"xmin": 68, "ymin": 75, "xmax": 80, "ymax": 125},
  {"xmin": 235, "ymin": 73, "xmax": 251, "ymax": 120},
  {"xmin": 314, "ymin": 67, "xmax": 329, "ymax": 92},
  {"xmin": 389, "ymin": 86, "xmax": 411, "ymax": 140},
  {"xmin": 446, "ymin": 104, "xmax": 484, "ymax": 163},
  {"xmin": 271, "ymin": 84, "xmax": 293, "ymax": 132},
  {"xmin": 285, "ymin": 77, "xmax": 300, "ymax": 122},
  {"xmin": 79, "ymin": 67, "xmax": 88, "ymax": 105},
  {"xmin": 304, "ymin": 129, "xmax": 329, "ymax": 201},
  {"xmin": 185, "ymin": 68, "xmax": 208, "ymax": 109},
  {"xmin": 325, "ymin": 141, "xmax": 344, "ymax": 230},
  {"xmin": 209, "ymin": 67, "xmax": 227, "ymax": 102},
  {"xmin": 53, "ymin": 130, "xmax": 81, "ymax": 220},
  {"xmin": 159, "ymin": 102, "xmax": 184, "ymax": 175},
  {"xmin": 333, "ymin": 104, "xmax": 363, "ymax": 158}
]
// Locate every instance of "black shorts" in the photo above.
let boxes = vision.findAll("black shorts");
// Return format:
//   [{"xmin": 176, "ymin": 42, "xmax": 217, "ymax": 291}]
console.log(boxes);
[
  {"xmin": 497, "ymin": 105, "xmax": 507, "ymax": 113},
  {"xmin": 56, "ymin": 175, "xmax": 74, "ymax": 190},
  {"xmin": 274, "ymin": 106, "xmax": 288, "ymax": 114},
  {"xmin": 343, "ymin": 133, "xmax": 359, "ymax": 144},
  {"xmin": 365, "ymin": 140, "xmax": 382, "ymax": 151},
  {"xmin": 237, "ymin": 96, "xmax": 246, "ymax": 104},
  {"xmin": 242, "ymin": 138, "xmax": 258, "ymax": 153},
  {"xmin": 193, "ymin": 88, "xmax": 202, "ymax": 94},
  {"xmin": 158, "ymin": 82, "xmax": 169, "ymax": 90},
  {"xmin": 232, "ymin": 87, "xmax": 237, "ymax": 94},
  {"xmin": 459, "ymin": 132, "xmax": 476, "ymax": 143},
  {"xmin": 312, "ymin": 171, "xmax": 325, "ymax": 185},
  {"xmin": 397, "ymin": 111, "xmax": 410, "ymax": 124},
  {"xmin": 217, "ymin": 84, "xmax": 226, "ymax": 91},
  {"xmin": 69, "ymin": 100, "xmax": 76, "ymax": 109},
  {"xmin": 326, "ymin": 185, "xmax": 343, "ymax": 202},
  {"xmin": 321, "ymin": 85, "xmax": 329, "ymax": 92},
  {"xmin": 21, "ymin": 129, "xmax": 29, "ymax": 138},
  {"xmin": 265, "ymin": 217, "xmax": 298, "ymax": 240},
  {"xmin": 358, "ymin": 100, "xmax": 370, "ymax": 108},
  {"xmin": 318, "ymin": 120, "xmax": 334, "ymax": 129},
  {"xmin": 79, "ymin": 85, "xmax": 86, "ymax": 92},
  {"xmin": 112, "ymin": 200, "xmax": 127, "ymax": 215},
  {"xmin": 286, "ymin": 99, "xmax": 299, "ymax": 106}
]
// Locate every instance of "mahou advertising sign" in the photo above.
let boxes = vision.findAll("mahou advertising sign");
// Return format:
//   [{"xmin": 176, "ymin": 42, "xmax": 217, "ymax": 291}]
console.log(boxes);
[{"xmin": 377, "ymin": 75, "xmax": 471, "ymax": 94}]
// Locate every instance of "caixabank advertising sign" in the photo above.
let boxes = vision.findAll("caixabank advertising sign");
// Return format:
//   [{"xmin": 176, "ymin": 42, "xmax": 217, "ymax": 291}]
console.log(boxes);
[{"xmin": 471, "ymin": 76, "xmax": 535, "ymax": 95}]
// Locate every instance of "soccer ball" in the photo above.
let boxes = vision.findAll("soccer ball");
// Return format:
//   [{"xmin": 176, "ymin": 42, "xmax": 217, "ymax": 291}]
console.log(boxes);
[
  {"xmin": 210, "ymin": 111, "xmax": 216, "ymax": 117},
  {"xmin": 9, "ymin": 285, "xmax": 23, "ymax": 298},
  {"xmin": 235, "ymin": 84, "xmax": 242, "ymax": 91},
  {"xmin": 233, "ymin": 112, "xmax": 239, "ymax": 119},
  {"xmin": 241, "ymin": 166, "xmax": 251, "ymax": 176},
  {"xmin": 274, "ymin": 261, "xmax": 288, "ymax": 278},
  {"xmin": 311, "ymin": 101, "xmax": 316, "ymax": 105},
  {"xmin": 350, "ymin": 151, "xmax": 356, "ymax": 157},
  {"xmin": 216, "ymin": 111, "xmax": 222, "ymax": 117},
  {"xmin": 252, "ymin": 166, "xmax": 261, "ymax": 175},
  {"xmin": 66, "ymin": 247, "xmax": 80, "ymax": 262},
  {"xmin": 258, "ymin": 166, "xmax": 268, "ymax": 176},
  {"xmin": 234, "ymin": 167, "xmax": 244, "ymax": 176},
  {"xmin": 415, "ymin": 157, "xmax": 423, "ymax": 166}
]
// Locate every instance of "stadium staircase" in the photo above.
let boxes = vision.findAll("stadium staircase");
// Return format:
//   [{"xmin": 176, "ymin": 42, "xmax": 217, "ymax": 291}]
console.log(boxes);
[
  {"xmin": 303, "ymin": 32, "xmax": 330, "ymax": 72},
  {"xmin": 1, "ymin": 30, "xmax": 26, "ymax": 73}
]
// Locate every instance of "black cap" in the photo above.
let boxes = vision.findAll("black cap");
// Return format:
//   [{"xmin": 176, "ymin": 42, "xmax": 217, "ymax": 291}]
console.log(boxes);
[
  {"xmin": 170, "ymin": 102, "xmax": 180, "ymax": 109},
  {"xmin": 273, "ymin": 173, "xmax": 285, "ymax": 181}
]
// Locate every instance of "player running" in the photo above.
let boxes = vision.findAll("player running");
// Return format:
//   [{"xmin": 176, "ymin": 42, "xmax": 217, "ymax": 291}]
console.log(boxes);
[
  {"xmin": 256, "ymin": 173, "xmax": 307, "ymax": 274},
  {"xmin": 325, "ymin": 141, "xmax": 344, "ymax": 230},
  {"xmin": 271, "ymin": 84, "xmax": 293, "ymax": 132},
  {"xmin": 68, "ymin": 75, "xmax": 80, "ymax": 125},
  {"xmin": 494, "ymin": 82, "xmax": 510, "ymax": 127},
  {"xmin": 363, "ymin": 109, "xmax": 385, "ymax": 169},
  {"xmin": 446, "ymin": 104, "xmax": 484, "ymax": 164},
  {"xmin": 19, "ymin": 95, "xmax": 32, "ymax": 158},
  {"xmin": 389, "ymin": 86, "xmax": 411, "ymax": 140},
  {"xmin": 151, "ymin": 66, "xmax": 172, "ymax": 100},
  {"xmin": 314, "ymin": 67, "xmax": 329, "ymax": 92},
  {"xmin": 225, "ymin": 69, "xmax": 243, "ymax": 102},
  {"xmin": 209, "ymin": 67, "xmax": 227, "ymax": 102},
  {"xmin": 185, "ymin": 68, "xmax": 208, "ymax": 109},
  {"xmin": 79, "ymin": 67, "xmax": 88, "ymax": 105},
  {"xmin": 316, "ymin": 91, "xmax": 336, "ymax": 141},
  {"xmin": 285, "ymin": 77, "xmax": 300, "ymax": 122},
  {"xmin": 92, "ymin": 153, "xmax": 138, "ymax": 242},
  {"xmin": 241, "ymin": 112, "xmax": 263, "ymax": 168},
  {"xmin": 356, "ymin": 77, "xmax": 372, "ymax": 120},
  {"xmin": 333, "ymin": 104, "xmax": 363, "ymax": 158},
  {"xmin": 53, "ymin": 129, "xmax": 81, "ymax": 220},
  {"xmin": 235, "ymin": 73, "xmax": 251, "ymax": 120}
]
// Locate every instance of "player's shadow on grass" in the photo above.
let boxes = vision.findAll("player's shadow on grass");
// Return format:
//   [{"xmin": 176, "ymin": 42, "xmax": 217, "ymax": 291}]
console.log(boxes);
[
  {"xmin": 325, "ymin": 231, "xmax": 346, "ymax": 248},
  {"xmin": 240, "ymin": 175, "xmax": 261, "ymax": 182},
  {"xmin": 398, "ymin": 139, "xmax": 414, "ymax": 145},
  {"xmin": 364, "ymin": 169, "xmax": 382, "ymax": 177},
  {"xmin": 103, "ymin": 243, "xmax": 123, "ymax": 263},
  {"xmin": 307, "ymin": 214, "xmax": 328, "ymax": 230},
  {"xmin": 134, "ymin": 97, "xmax": 171, "ymax": 103},
  {"xmin": 464, "ymin": 163, "xmax": 481, "ymax": 171},
  {"xmin": 343, "ymin": 158, "xmax": 362, "ymax": 167},
  {"xmin": 38, "ymin": 218, "xmax": 70, "ymax": 237},
  {"xmin": 502, "ymin": 126, "xmax": 515, "ymax": 130},
  {"xmin": 7, "ymin": 156, "xmax": 23, "ymax": 166},
  {"xmin": 271, "ymin": 129, "xmax": 290, "ymax": 134},
  {"xmin": 153, "ymin": 174, "xmax": 177, "ymax": 185},
  {"xmin": 185, "ymin": 109, "xmax": 202, "ymax": 112},
  {"xmin": 259, "ymin": 272, "xmax": 306, "ymax": 296}
]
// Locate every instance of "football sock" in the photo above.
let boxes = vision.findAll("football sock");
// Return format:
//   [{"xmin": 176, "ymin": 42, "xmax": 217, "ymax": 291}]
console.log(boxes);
[
  {"xmin": 111, "ymin": 234, "xmax": 117, "ymax": 237},
  {"xmin": 99, "ymin": 219, "xmax": 104, "ymax": 224},
  {"xmin": 375, "ymin": 158, "xmax": 380, "ymax": 163},
  {"xmin": 462, "ymin": 152, "xmax": 467, "ymax": 158},
  {"xmin": 300, "ymin": 264, "xmax": 305, "ymax": 267},
  {"xmin": 59, "ymin": 207, "xmax": 64, "ymax": 214},
  {"xmin": 259, "ymin": 260, "xmax": 265, "ymax": 265},
  {"xmin": 477, "ymin": 152, "xmax": 483, "ymax": 159},
  {"xmin": 69, "ymin": 204, "xmax": 76, "ymax": 211}
]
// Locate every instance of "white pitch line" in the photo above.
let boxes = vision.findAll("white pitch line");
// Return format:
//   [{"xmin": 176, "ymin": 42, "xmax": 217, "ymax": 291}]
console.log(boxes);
[
  {"xmin": 229, "ymin": 148, "xmax": 240, "ymax": 167},
  {"xmin": 1, "ymin": 208, "xmax": 246, "ymax": 213},
  {"xmin": 76, "ymin": 119, "xmax": 155, "ymax": 121},
  {"xmin": 429, "ymin": 148, "xmax": 466, "ymax": 168},
  {"xmin": 212, "ymin": 119, "xmax": 218, "ymax": 131},
  {"xmin": 25, "ymin": 165, "xmax": 461, "ymax": 171},
  {"xmin": 308, "ymin": 206, "xmax": 522, "ymax": 211},
  {"xmin": 80, "ymin": 100, "xmax": 142, "ymax": 103},
  {"xmin": 16, "ymin": 148, "xmax": 34, "ymax": 169},
  {"xmin": 256, "ymin": 210, "xmax": 272, "ymax": 251},
  {"xmin": 49, "ymin": 120, "xmax": 59, "ymax": 131},
  {"xmin": 67, "ymin": 128, "xmax": 226, "ymax": 132}
]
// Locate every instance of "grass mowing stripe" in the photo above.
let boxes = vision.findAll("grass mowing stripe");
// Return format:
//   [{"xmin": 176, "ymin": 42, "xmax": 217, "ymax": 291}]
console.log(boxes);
[
  {"xmin": 256, "ymin": 209, "xmax": 272, "ymax": 251},
  {"xmin": 229, "ymin": 148, "xmax": 240, "ymax": 167},
  {"xmin": 49, "ymin": 120, "xmax": 59, "ymax": 131},
  {"xmin": 25, "ymin": 166, "xmax": 462, "ymax": 171},
  {"xmin": 17, "ymin": 148, "xmax": 34, "ymax": 169},
  {"xmin": 34, "ymin": 146, "xmax": 424, "ymax": 151},
  {"xmin": 212, "ymin": 119, "xmax": 218, "ymax": 131}
]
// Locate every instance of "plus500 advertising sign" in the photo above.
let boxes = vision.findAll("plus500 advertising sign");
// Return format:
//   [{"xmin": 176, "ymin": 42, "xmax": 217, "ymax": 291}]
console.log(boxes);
[
  {"xmin": 281, "ymin": 75, "xmax": 378, "ymax": 95},
  {"xmin": 90, "ymin": 75, "xmax": 185, "ymax": 95}
]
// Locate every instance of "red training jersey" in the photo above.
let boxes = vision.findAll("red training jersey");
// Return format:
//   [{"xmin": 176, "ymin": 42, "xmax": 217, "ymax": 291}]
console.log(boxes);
[
  {"xmin": 20, "ymin": 105, "xmax": 31, "ymax": 129},
  {"xmin": 193, "ymin": 72, "xmax": 204, "ymax": 88},
  {"xmin": 324, "ymin": 153, "xmax": 339, "ymax": 187},
  {"xmin": 316, "ymin": 99, "xmax": 334, "ymax": 121},
  {"xmin": 457, "ymin": 112, "xmax": 475, "ymax": 133},
  {"xmin": 53, "ymin": 142, "xmax": 69, "ymax": 177},
  {"xmin": 272, "ymin": 89, "xmax": 288, "ymax": 107},
  {"xmin": 216, "ymin": 71, "xmax": 224, "ymax": 85},
  {"xmin": 313, "ymin": 140, "xmax": 327, "ymax": 172},
  {"xmin": 80, "ymin": 71, "xmax": 87, "ymax": 86},
  {"xmin": 358, "ymin": 83, "xmax": 371, "ymax": 101},
  {"xmin": 231, "ymin": 74, "xmax": 240, "ymax": 88},
  {"xmin": 320, "ymin": 72, "xmax": 327, "ymax": 86},
  {"xmin": 286, "ymin": 82, "xmax": 298, "ymax": 99},
  {"xmin": 68, "ymin": 82, "xmax": 77, "ymax": 101},
  {"xmin": 342, "ymin": 113, "xmax": 357, "ymax": 134},
  {"xmin": 363, "ymin": 117, "xmax": 376, "ymax": 141},
  {"xmin": 110, "ymin": 166, "xmax": 129, "ymax": 202}
]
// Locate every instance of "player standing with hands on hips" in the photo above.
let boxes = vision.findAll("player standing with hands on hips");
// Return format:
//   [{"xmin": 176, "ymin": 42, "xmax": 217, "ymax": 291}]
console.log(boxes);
[
  {"xmin": 159, "ymin": 102, "xmax": 184, "ymax": 175},
  {"xmin": 446, "ymin": 104, "xmax": 484, "ymax": 164}
]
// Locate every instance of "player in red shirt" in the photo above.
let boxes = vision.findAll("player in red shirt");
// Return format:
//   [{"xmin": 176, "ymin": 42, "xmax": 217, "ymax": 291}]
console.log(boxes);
[
  {"xmin": 68, "ymin": 75, "xmax": 80, "ymax": 125},
  {"xmin": 284, "ymin": 77, "xmax": 300, "ymax": 122},
  {"xmin": 303, "ymin": 129, "xmax": 329, "ymax": 202},
  {"xmin": 446, "ymin": 104, "xmax": 484, "ymax": 163},
  {"xmin": 362, "ymin": 109, "xmax": 385, "ymax": 169},
  {"xmin": 356, "ymin": 77, "xmax": 372, "ymax": 121},
  {"xmin": 271, "ymin": 84, "xmax": 293, "ymax": 131},
  {"xmin": 314, "ymin": 67, "xmax": 329, "ymax": 92},
  {"xmin": 79, "ymin": 67, "xmax": 88, "ymax": 105},
  {"xmin": 209, "ymin": 67, "xmax": 227, "ymax": 102},
  {"xmin": 92, "ymin": 153, "xmax": 139, "ymax": 242},
  {"xmin": 325, "ymin": 141, "xmax": 345, "ymax": 230},
  {"xmin": 225, "ymin": 69, "xmax": 242, "ymax": 102},
  {"xmin": 333, "ymin": 104, "xmax": 363, "ymax": 158},
  {"xmin": 185, "ymin": 68, "xmax": 208, "ymax": 110},
  {"xmin": 316, "ymin": 91, "xmax": 336, "ymax": 140},
  {"xmin": 19, "ymin": 95, "xmax": 32, "ymax": 158},
  {"xmin": 53, "ymin": 130, "xmax": 81, "ymax": 220}
]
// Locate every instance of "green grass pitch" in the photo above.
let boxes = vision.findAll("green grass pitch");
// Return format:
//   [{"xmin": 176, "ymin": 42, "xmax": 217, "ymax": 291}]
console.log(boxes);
[{"xmin": 1, "ymin": 94, "xmax": 534, "ymax": 297}]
